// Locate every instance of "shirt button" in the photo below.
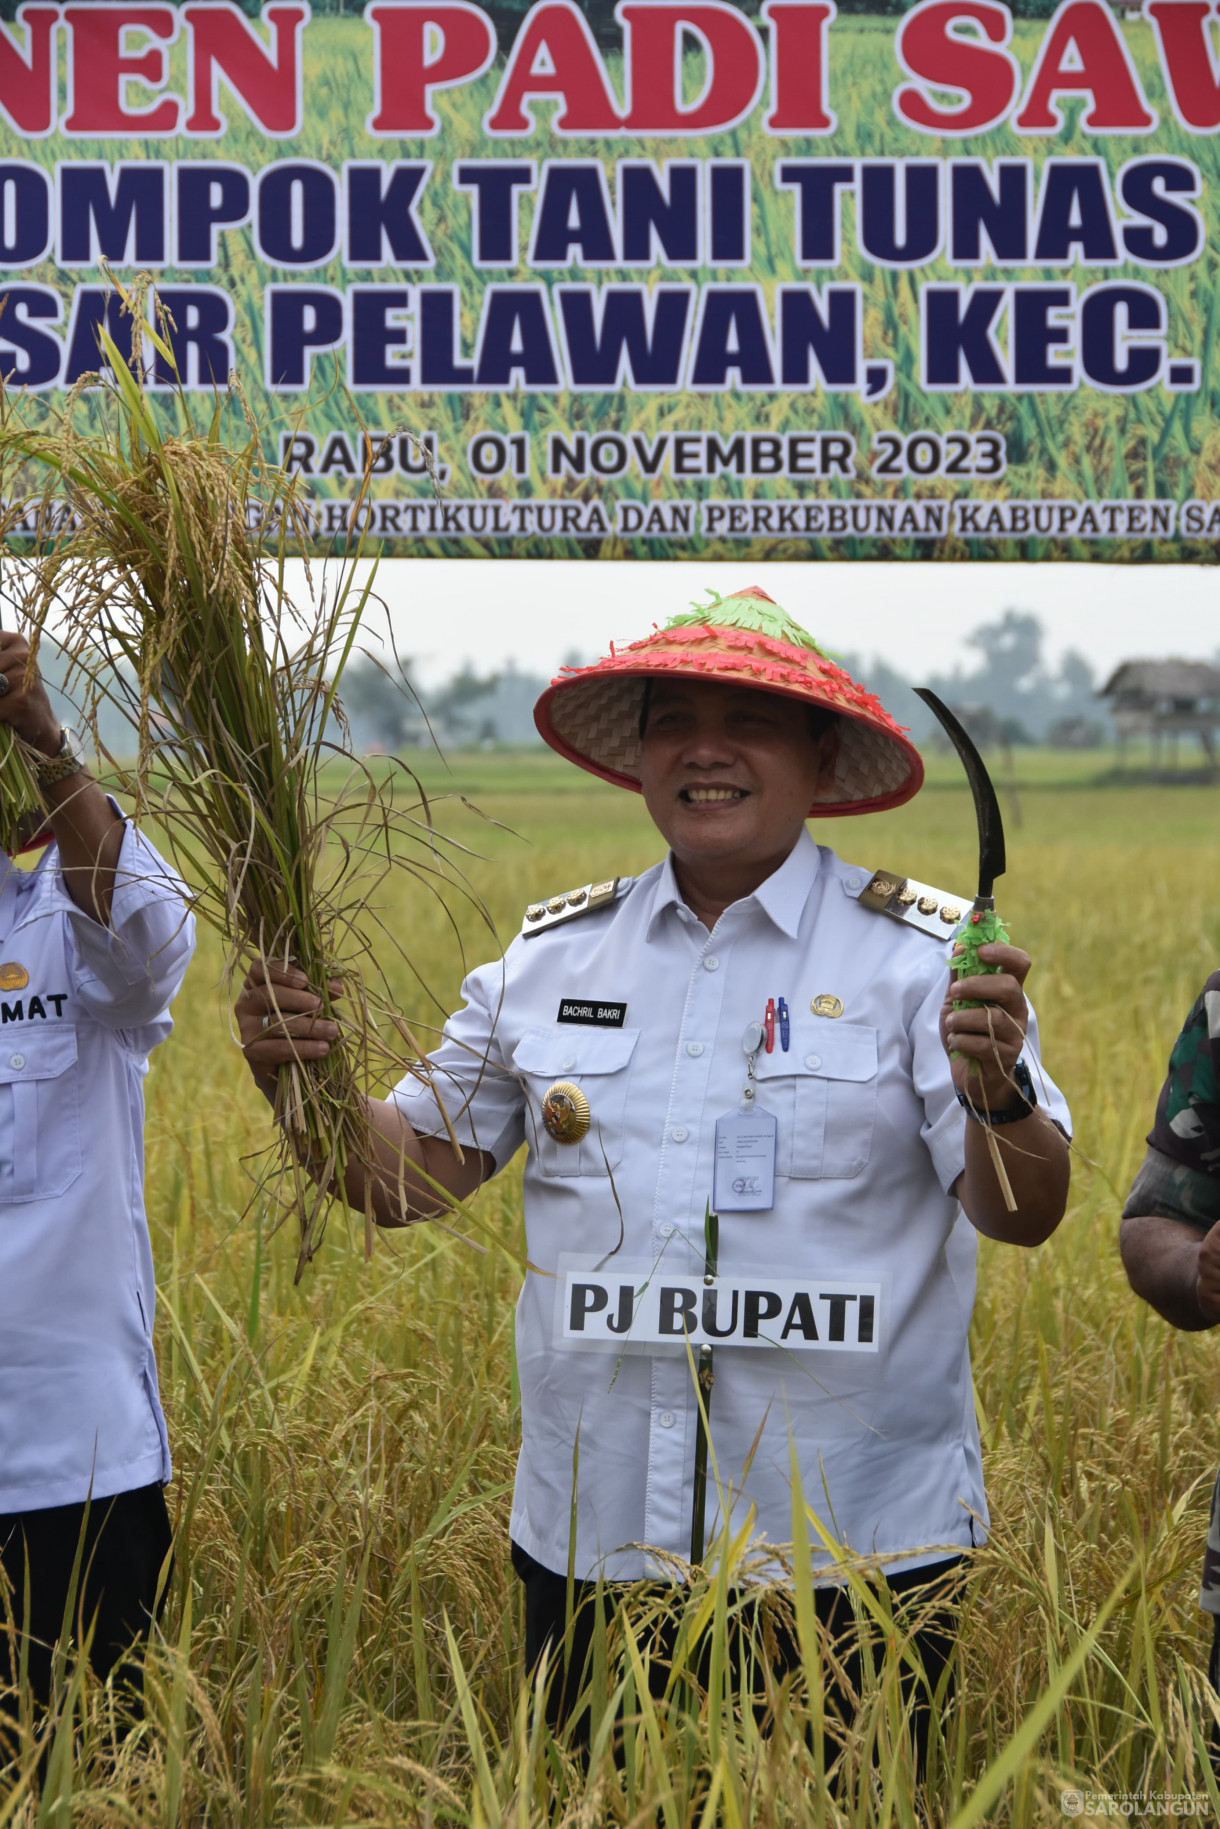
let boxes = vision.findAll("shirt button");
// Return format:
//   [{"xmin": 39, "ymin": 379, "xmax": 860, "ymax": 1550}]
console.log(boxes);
[
  {"xmin": 703, "ymin": 955, "xmax": 720, "ymax": 972},
  {"xmin": 658, "ymin": 1222, "xmax": 676, "ymax": 1238},
  {"xmin": 561, "ymin": 1057, "xmax": 576, "ymax": 1072},
  {"xmin": 658, "ymin": 1411, "xmax": 676, "ymax": 1429},
  {"xmin": 8, "ymin": 1054, "xmax": 23, "ymax": 1070},
  {"xmin": 848, "ymin": 875, "xmax": 864, "ymax": 891},
  {"xmin": 671, "ymin": 1125, "xmax": 689, "ymax": 1143},
  {"xmin": 686, "ymin": 1041, "xmax": 704, "ymax": 1057},
  {"xmin": 805, "ymin": 1053, "xmax": 822, "ymax": 1070}
]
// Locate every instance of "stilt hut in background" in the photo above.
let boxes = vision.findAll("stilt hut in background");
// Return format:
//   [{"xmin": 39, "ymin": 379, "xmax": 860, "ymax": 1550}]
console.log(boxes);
[{"xmin": 1100, "ymin": 659, "xmax": 1220, "ymax": 777}]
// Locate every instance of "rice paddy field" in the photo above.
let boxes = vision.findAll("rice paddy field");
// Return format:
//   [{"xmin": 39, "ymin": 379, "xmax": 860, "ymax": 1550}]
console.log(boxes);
[{"xmin": 4, "ymin": 744, "xmax": 1220, "ymax": 1825}]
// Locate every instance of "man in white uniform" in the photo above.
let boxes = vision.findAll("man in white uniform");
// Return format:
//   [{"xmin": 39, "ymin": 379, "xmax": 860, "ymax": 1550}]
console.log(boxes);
[
  {"xmin": 0, "ymin": 631, "xmax": 195, "ymax": 1723},
  {"xmin": 237, "ymin": 587, "xmax": 1070, "ymax": 1760}
]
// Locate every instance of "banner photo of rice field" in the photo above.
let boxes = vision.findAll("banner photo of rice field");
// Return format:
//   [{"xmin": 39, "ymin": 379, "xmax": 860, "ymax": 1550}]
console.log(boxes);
[{"xmin": 5, "ymin": 0, "xmax": 1220, "ymax": 558}]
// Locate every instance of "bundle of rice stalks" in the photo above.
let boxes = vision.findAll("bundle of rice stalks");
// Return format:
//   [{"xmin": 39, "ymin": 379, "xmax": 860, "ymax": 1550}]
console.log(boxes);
[
  {"xmin": 0, "ymin": 301, "xmax": 469, "ymax": 1276},
  {"xmin": 0, "ymin": 721, "xmax": 49, "ymax": 858}
]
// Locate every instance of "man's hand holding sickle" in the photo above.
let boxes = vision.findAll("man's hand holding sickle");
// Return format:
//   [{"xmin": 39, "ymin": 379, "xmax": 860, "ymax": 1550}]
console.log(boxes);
[{"xmin": 916, "ymin": 689, "xmax": 1033, "ymax": 1213}]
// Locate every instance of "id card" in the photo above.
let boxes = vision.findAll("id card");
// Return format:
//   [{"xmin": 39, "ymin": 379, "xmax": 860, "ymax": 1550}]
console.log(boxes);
[{"xmin": 713, "ymin": 1107, "xmax": 777, "ymax": 1212}]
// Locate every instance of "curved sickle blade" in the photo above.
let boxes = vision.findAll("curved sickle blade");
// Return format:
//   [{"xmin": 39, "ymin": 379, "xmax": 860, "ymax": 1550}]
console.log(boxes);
[{"xmin": 914, "ymin": 687, "xmax": 1006, "ymax": 901}]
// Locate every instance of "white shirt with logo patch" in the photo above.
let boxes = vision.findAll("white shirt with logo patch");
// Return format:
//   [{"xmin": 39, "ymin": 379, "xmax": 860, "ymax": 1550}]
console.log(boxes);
[
  {"xmin": 391, "ymin": 830, "xmax": 1070, "ymax": 1583},
  {"xmin": 0, "ymin": 817, "xmax": 195, "ymax": 1513}
]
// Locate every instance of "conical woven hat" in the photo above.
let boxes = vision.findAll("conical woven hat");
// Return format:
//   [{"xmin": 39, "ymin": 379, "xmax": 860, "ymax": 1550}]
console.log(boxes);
[{"xmin": 534, "ymin": 586, "xmax": 923, "ymax": 817}]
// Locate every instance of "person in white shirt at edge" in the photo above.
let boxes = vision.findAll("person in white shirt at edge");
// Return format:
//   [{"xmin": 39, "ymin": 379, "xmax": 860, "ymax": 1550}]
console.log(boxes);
[
  {"xmin": 235, "ymin": 587, "xmax": 1070, "ymax": 1770},
  {"xmin": 0, "ymin": 632, "xmax": 195, "ymax": 1733}
]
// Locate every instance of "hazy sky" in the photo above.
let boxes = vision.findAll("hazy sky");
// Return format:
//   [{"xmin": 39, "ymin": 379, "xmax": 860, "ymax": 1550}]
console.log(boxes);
[{"xmin": 355, "ymin": 559, "xmax": 1217, "ymax": 688}]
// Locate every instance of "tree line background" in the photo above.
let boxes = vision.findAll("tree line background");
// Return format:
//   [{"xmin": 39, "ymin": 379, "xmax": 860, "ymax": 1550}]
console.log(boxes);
[{"xmin": 340, "ymin": 610, "xmax": 1149, "ymax": 755}]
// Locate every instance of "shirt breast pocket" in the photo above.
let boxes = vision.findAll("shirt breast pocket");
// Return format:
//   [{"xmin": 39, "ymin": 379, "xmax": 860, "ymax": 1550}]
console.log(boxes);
[
  {"xmin": 0, "ymin": 1026, "xmax": 83, "ymax": 1203},
  {"xmin": 511, "ymin": 1025, "xmax": 640, "ymax": 1179},
  {"xmin": 755, "ymin": 1023, "xmax": 879, "ymax": 1181}
]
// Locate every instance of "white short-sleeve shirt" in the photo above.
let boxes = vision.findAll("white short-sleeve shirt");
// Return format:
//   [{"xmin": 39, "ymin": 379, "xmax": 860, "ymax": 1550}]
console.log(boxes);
[
  {"xmin": 0, "ymin": 818, "xmax": 195, "ymax": 1513},
  {"xmin": 392, "ymin": 830, "xmax": 1070, "ymax": 1582}
]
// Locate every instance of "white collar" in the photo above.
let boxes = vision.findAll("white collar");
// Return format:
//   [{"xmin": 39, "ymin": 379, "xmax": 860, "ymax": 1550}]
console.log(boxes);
[{"xmin": 645, "ymin": 827, "xmax": 821, "ymax": 942}]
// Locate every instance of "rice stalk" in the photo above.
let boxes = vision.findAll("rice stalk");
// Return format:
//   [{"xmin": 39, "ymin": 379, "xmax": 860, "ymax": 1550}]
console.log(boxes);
[
  {"xmin": 0, "ymin": 288, "xmax": 462, "ymax": 1277},
  {"xmin": 0, "ymin": 722, "xmax": 48, "ymax": 860}
]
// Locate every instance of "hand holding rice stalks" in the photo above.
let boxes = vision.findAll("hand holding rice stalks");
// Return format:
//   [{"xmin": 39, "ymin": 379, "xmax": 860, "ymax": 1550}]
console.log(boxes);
[{"xmin": 0, "ymin": 299, "xmax": 470, "ymax": 1276}]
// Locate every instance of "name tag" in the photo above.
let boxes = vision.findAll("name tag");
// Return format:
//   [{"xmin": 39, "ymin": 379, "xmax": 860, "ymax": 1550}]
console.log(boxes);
[
  {"xmin": 713, "ymin": 1107, "xmax": 777, "ymax": 1211},
  {"xmin": 559, "ymin": 1265, "xmax": 880, "ymax": 1353},
  {"xmin": 557, "ymin": 998, "xmax": 627, "ymax": 1027}
]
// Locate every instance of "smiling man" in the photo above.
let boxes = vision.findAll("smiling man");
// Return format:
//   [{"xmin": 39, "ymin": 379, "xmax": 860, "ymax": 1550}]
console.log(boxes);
[{"xmin": 235, "ymin": 587, "xmax": 1071, "ymax": 1767}]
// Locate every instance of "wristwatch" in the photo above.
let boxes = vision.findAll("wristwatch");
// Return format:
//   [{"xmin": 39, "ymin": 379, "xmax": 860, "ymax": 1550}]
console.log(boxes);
[
  {"xmin": 33, "ymin": 726, "xmax": 87, "ymax": 786},
  {"xmin": 957, "ymin": 1057, "xmax": 1037, "ymax": 1126}
]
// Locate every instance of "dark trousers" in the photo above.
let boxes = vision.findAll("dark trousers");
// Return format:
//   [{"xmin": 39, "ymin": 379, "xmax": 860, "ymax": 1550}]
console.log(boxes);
[
  {"xmin": 0, "ymin": 1481, "xmax": 172, "ymax": 1721},
  {"xmin": 513, "ymin": 1540, "xmax": 962, "ymax": 1777}
]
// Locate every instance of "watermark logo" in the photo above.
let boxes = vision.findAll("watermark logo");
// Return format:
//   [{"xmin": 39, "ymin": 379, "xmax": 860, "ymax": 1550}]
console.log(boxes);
[{"xmin": 1059, "ymin": 1790, "xmax": 1210, "ymax": 1819}]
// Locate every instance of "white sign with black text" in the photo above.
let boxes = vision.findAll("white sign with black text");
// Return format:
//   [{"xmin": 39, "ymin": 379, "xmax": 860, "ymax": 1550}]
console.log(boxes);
[{"xmin": 556, "ymin": 1265, "xmax": 881, "ymax": 1353}]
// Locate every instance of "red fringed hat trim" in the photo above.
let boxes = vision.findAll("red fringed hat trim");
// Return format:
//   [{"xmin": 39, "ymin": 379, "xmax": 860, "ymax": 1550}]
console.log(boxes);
[{"xmin": 535, "ymin": 614, "xmax": 923, "ymax": 817}]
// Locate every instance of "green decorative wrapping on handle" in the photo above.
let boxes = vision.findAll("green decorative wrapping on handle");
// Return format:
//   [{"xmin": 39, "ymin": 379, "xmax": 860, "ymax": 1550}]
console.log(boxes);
[
  {"xmin": 951, "ymin": 905, "xmax": 1010, "ymax": 1060},
  {"xmin": 953, "ymin": 905, "xmax": 1010, "ymax": 981}
]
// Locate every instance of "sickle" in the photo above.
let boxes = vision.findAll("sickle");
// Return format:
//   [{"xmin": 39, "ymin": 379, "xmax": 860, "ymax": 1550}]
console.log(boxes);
[{"xmin": 914, "ymin": 687, "xmax": 1006, "ymax": 907}]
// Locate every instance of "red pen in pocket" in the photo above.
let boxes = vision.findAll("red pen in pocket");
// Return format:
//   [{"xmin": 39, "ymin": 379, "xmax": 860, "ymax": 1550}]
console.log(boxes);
[{"xmin": 763, "ymin": 997, "xmax": 775, "ymax": 1052}]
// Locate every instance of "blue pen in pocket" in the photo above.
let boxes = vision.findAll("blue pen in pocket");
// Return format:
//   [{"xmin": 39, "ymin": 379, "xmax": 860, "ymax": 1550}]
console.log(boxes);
[{"xmin": 777, "ymin": 996, "xmax": 790, "ymax": 1052}]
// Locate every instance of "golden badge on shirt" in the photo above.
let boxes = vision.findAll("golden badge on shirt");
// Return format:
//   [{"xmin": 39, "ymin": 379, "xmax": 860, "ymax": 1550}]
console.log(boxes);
[
  {"xmin": 811, "ymin": 993, "xmax": 843, "ymax": 1018},
  {"xmin": 0, "ymin": 963, "xmax": 29, "ymax": 991},
  {"xmin": 542, "ymin": 1080, "xmax": 591, "ymax": 1145}
]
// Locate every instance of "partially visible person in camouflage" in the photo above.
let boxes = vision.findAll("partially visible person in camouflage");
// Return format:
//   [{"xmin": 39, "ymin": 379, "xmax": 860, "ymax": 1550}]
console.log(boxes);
[{"xmin": 1120, "ymin": 969, "xmax": 1220, "ymax": 1674}]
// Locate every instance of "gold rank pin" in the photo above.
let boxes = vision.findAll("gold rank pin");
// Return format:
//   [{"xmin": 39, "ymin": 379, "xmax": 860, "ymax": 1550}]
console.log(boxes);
[
  {"xmin": 521, "ymin": 876, "xmax": 631, "ymax": 939},
  {"xmin": 855, "ymin": 868, "xmax": 968, "ymax": 940}
]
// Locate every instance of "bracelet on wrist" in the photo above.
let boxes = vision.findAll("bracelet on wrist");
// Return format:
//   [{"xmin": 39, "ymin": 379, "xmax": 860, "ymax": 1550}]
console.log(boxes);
[{"xmin": 33, "ymin": 726, "xmax": 87, "ymax": 786}]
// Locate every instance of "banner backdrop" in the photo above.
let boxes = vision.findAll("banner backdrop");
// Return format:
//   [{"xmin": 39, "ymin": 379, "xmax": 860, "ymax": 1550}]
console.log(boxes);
[{"xmin": 3, "ymin": 0, "xmax": 1220, "ymax": 557}]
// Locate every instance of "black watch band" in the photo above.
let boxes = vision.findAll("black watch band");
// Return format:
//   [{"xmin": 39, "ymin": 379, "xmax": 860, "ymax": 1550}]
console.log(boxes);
[{"xmin": 957, "ymin": 1057, "xmax": 1037, "ymax": 1126}]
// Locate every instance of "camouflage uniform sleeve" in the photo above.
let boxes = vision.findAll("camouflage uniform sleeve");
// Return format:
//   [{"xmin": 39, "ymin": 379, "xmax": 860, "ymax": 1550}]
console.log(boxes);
[
  {"xmin": 1148, "ymin": 970, "xmax": 1220, "ymax": 1175},
  {"xmin": 1127, "ymin": 974, "xmax": 1220, "ymax": 1615},
  {"xmin": 1121, "ymin": 1145, "xmax": 1220, "ymax": 1233}
]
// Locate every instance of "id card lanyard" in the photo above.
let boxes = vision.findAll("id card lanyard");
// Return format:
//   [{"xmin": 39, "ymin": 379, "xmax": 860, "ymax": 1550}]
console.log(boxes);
[{"xmin": 712, "ymin": 1021, "xmax": 778, "ymax": 1213}]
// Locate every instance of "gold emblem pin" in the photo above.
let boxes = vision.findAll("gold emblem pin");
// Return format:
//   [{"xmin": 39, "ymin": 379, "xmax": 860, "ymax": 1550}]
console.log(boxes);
[
  {"xmin": 811, "ymin": 993, "xmax": 843, "ymax": 1019},
  {"xmin": 918, "ymin": 894, "xmax": 939, "ymax": 915},
  {"xmin": 0, "ymin": 963, "xmax": 28, "ymax": 991},
  {"xmin": 939, "ymin": 903, "xmax": 963, "ymax": 924},
  {"xmin": 542, "ymin": 1080, "xmax": 591, "ymax": 1145},
  {"xmin": 897, "ymin": 885, "xmax": 917, "ymax": 905}
]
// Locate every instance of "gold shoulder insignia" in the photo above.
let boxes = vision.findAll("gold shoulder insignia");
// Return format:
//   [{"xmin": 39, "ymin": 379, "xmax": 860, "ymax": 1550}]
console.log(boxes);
[
  {"xmin": 521, "ymin": 876, "xmax": 630, "ymax": 939},
  {"xmin": 850, "ymin": 868, "xmax": 968, "ymax": 940}
]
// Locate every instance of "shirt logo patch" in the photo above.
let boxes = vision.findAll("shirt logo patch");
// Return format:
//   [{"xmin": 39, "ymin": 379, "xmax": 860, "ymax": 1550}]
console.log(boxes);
[
  {"xmin": 0, "ymin": 962, "xmax": 28, "ymax": 991},
  {"xmin": 557, "ymin": 999, "xmax": 627, "ymax": 1028},
  {"xmin": 542, "ymin": 1080, "xmax": 591, "ymax": 1144}
]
